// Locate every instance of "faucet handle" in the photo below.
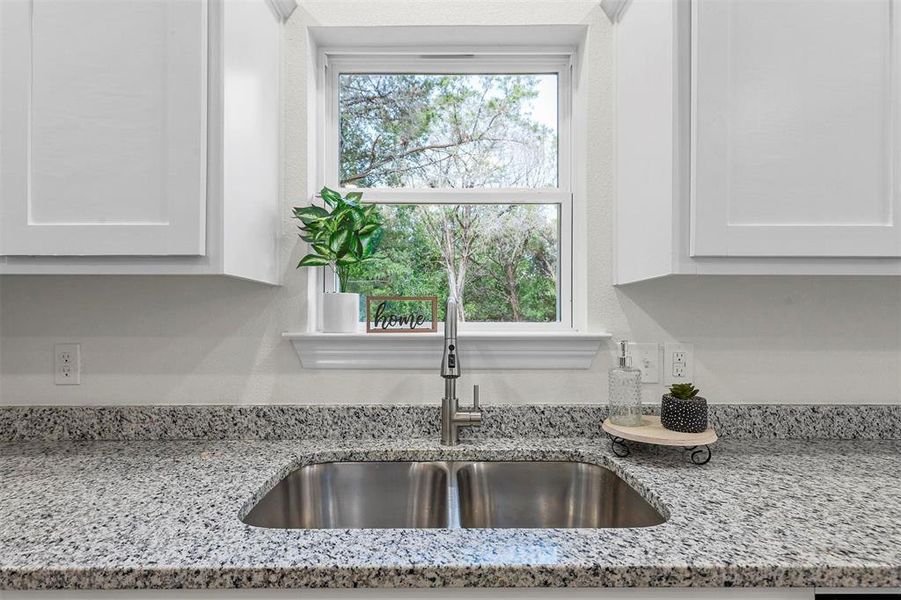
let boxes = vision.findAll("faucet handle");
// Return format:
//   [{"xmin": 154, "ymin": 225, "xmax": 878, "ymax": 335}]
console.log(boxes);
[{"xmin": 472, "ymin": 384, "xmax": 480, "ymax": 410}]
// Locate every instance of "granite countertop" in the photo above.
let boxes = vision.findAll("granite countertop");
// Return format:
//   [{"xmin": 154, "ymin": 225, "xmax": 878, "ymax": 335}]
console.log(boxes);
[{"xmin": 0, "ymin": 435, "xmax": 899, "ymax": 590}]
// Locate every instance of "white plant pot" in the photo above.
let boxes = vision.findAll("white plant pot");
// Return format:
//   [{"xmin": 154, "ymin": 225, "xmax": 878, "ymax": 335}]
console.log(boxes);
[{"xmin": 321, "ymin": 292, "xmax": 360, "ymax": 333}]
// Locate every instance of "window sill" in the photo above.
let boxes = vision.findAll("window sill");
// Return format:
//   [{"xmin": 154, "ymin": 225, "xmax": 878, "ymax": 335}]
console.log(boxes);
[{"xmin": 283, "ymin": 331, "xmax": 610, "ymax": 370}]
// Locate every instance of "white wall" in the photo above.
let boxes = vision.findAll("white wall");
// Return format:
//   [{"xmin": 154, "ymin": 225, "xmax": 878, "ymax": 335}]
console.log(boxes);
[{"xmin": 0, "ymin": 0, "xmax": 899, "ymax": 406}]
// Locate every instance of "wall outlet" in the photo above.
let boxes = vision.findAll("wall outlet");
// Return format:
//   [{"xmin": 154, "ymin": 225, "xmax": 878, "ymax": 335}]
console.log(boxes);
[
  {"xmin": 54, "ymin": 343, "xmax": 81, "ymax": 385},
  {"xmin": 627, "ymin": 342, "xmax": 660, "ymax": 383},
  {"xmin": 664, "ymin": 343, "xmax": 693, "ymax": 384}
]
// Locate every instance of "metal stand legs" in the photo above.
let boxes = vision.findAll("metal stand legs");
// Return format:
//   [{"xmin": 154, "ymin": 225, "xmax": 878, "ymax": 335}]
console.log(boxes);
[{"xmin": 606, "ymin": 434, "xmax": 713, "ymax": 465}]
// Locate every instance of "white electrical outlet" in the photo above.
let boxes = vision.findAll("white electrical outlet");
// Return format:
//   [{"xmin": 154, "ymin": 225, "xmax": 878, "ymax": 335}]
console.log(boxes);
[
  {"xmin": 627, "ymin": 343, "xmax": 660, "ymax": 383},
  {"xmin": 664, "ymin": 343, "xmax": 694, "ymax": 384},
  {"xmin": 54, "ymin": 343, "xmax": 81, "ymax": 385}
]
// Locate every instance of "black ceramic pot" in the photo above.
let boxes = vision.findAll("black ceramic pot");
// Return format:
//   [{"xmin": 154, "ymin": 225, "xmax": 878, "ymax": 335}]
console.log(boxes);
[{"xmin": 660, "ymin": 394, "xmax": 708, "ymax": 433}]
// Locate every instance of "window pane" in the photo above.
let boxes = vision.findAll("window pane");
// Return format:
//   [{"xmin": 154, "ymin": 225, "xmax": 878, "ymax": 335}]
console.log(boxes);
[
  {"xmin": 339, "ymin": 74, "xmax": 558, "ymax": 189},
  {"xmin": 345, "ymin": 204, "xmax": 560, "ymax": 323}
]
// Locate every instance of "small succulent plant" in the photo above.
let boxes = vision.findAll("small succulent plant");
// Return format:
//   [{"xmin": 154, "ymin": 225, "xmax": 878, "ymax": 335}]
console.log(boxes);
[{"xmin": 668, "ymin": 383, "xmax": 700, "ymax": 400}]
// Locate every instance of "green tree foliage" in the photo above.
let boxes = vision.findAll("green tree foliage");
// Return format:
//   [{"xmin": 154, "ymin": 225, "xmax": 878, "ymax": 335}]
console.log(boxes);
[
  {"xmin": 336, "ymin": 74, "xmax": 559, "ymax": 322},
  {"xmin": 339, "ymin": 74, "xmax": 556, "ymax": 188},
  {"xmin": 344, "ymin": 205, "xmax": 558, "ymax": 322}
]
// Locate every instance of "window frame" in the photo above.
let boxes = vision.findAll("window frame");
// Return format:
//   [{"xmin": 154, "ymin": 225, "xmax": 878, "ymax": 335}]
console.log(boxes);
[{"xmin": 315, "ymin": 49, "xmax": 580, "ymax": 332}]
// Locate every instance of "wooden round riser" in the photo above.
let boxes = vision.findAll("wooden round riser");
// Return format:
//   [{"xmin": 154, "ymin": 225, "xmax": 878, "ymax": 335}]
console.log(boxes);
[
  {"xmin": 602, "ymin": 415, "xmax": 718, "ymax": 446},
  {"xmin": 602, "ymin": 416, "xmax": 717, "ymax": 464}
]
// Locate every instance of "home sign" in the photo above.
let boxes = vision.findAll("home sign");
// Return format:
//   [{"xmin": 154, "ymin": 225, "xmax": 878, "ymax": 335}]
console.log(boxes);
[{"xmin": 366, "ymin": 296, "xmax": 438, "ymax": 333}]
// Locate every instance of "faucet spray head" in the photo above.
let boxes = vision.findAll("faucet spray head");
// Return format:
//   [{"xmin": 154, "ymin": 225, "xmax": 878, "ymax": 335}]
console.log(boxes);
[
  {"xmin": 441, "ymin": 297, "xmax": 460, "ymax": 378},
  {"xmin": 445, "ymin": 297, "xmax": 458, "ymax": 339}
]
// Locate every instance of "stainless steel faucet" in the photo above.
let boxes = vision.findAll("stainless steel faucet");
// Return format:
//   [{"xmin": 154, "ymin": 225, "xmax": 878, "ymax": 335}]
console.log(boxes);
[{"xmin": 440, "ymin": 297, "xmax": 482, "ymax": 445}]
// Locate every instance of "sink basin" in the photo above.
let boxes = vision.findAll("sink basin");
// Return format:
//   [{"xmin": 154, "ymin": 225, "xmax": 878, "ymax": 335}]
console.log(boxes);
[
  {"xmin": 243, "ymin": 460, "xmax": 664, "ymax": 530},
  {"xmin": 242, "ymin": 461, "xmax": 448, "ymax": 528},
  {"xmin": 456, "ymin": 461, "xmax": 665, "ymax": 528}
]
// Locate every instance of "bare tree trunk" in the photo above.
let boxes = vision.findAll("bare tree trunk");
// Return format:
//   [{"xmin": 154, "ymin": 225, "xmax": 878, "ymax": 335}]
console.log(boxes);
[
  {"xmin": 504, "ymin": 262, "xmax": 522, "ymax": 321},
  {"xmin": 535, "ymin": 228, "xmax": 557, "ymax": 284},
  {"xmin": 484, "ymin": 230, "xmax": 528, "ymax": 322},
  {"xmin": 422, "ymin": 206, "xmax": 482, "ymax": 322}
]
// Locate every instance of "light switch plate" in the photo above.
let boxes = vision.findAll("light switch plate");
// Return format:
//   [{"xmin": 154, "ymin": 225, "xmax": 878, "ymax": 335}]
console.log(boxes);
[
  {"xmin": 664, "ymin": 342, "xmax": 694, "ymax": 384},
  {"xmin": 628, "ymin": 343, "xmax": 660, "ymax": 383}
]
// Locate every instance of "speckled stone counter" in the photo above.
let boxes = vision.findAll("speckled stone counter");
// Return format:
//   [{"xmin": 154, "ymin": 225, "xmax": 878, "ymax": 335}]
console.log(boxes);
[
  {"xmin": 0, "ymin": 435, "xmax": 899, "ymax": 590},
  {"xmin": 2, "ymin": 403, "xmax": 899, "ymax": 441}
]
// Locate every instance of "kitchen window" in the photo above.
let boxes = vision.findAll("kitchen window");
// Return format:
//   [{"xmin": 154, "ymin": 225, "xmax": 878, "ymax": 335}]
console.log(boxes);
[{"xmin": 317, "ymin": 52, "xmax": 578, "ymax": 331}]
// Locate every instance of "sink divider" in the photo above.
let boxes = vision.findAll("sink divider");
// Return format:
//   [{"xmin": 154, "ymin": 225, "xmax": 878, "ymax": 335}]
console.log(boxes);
[{"xmin": 445, "ymin": 462, "xmax": 463, "ymax": 529}]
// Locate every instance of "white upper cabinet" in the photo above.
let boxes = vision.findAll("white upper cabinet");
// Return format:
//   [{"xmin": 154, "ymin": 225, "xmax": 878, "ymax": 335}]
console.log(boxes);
[
  {"xmin": 691, "ymin": 0, "xmax": 901, "ymax": 258},
  {"xmin": 614, "ymin": 0, "xmax": 901, "ymax": 282},
  {"xmin": 0, "ymin": 0, "xmax": 207, "ymax": 256},
  {"xmin": 0, "ymin": 0, "xmax": 292, "ymax": 282}
]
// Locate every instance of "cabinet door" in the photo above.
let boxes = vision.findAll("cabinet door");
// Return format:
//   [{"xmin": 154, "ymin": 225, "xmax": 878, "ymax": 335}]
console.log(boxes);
[
  {"xmin": 0, "ymin": 0, "xmax": 207, "ymax": 256},
  {"xmin": 691, "ymin": 0, "xmax": 901, "ymax": 257}
]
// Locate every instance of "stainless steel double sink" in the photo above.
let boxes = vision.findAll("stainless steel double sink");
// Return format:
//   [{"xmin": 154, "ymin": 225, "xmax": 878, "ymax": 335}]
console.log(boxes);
[{"xmin": 242, "ymin": 461, "xmax": 665, "ymax": 529}]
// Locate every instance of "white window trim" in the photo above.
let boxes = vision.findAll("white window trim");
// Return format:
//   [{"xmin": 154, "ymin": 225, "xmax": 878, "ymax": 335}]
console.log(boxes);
[
  {"xmin": 291, "ymin": 29, "xmax": 602, "ymax": 369},
  {"xmin": 283, "ymin": 331, "xmax": 608, "ymax": 370},
  {"xmin": 313, "ymin": 50, "xmax": 584, "ymax": 332}
]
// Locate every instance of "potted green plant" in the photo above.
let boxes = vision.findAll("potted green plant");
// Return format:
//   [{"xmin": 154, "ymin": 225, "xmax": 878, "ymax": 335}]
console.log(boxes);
[
  {"xmin": 293, "ymin": 187, "xmax": 383, "ymax": 332},
  {"xmin": 660, "ymin": 383, "xmax": 708, "ymax": 433}
]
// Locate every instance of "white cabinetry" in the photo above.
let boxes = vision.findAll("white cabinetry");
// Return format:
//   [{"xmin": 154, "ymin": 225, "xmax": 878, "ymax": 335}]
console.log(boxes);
[
  {"xmin": 614, "ymin": 0, "xmax": 901, "ymax": 283},
  {"xmin": 692, "ymin": 0, "xmax": 901, "ymax": 258},
  {"xmin": 0, "ymin": 0, "xmax": 207, "ymax": 256},
  {"xmin": 0, "ymin": 0, "xmax": 292, "ymax": 283}
]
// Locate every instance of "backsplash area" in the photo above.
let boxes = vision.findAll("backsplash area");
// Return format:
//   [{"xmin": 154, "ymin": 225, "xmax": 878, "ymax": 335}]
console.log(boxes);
[
  {"xmin": 0, "ymin": 404, "xmax": 898, "ymax": 442},
  {"xmin": 1, "ymin": 276, "xmax": 900, "ymax": 407}
]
